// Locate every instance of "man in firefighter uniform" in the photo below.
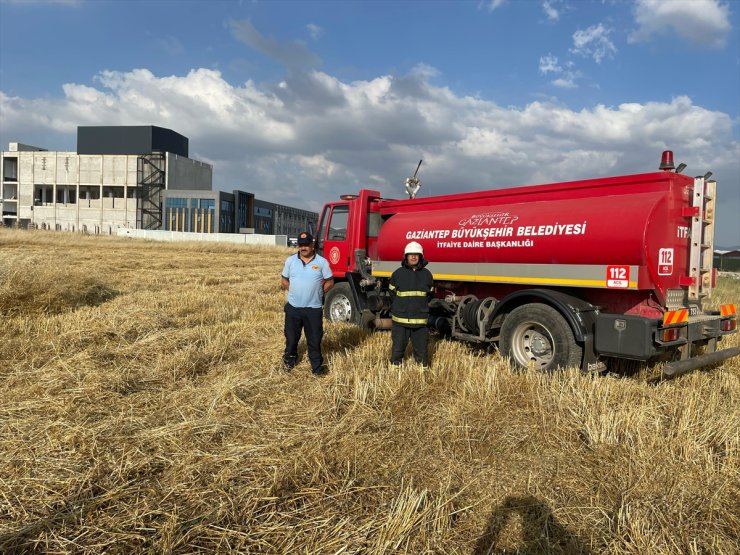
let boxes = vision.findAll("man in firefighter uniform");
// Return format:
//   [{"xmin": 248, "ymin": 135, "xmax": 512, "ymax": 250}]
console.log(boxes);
[
  {"xmin": 389, "ymin": 241, "xmax": 434, "ymax": 366},
  {"xmin": 280, "ymin": 231, "xmax": 334, "ymax": 376}
]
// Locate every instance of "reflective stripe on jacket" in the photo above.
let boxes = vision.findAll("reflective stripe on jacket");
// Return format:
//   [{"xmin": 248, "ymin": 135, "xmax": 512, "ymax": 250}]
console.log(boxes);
[{"xmin": 389, "ymin": 258, "xmax": 434, "ymax": 328}]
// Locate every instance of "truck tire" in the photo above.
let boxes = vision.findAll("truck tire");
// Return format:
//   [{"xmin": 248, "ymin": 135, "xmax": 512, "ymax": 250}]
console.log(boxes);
[
  {"xmin": 500, "ymin": 303, "xmax": 582, "ymax": 372},
  {"xmin": 324, "ymin": 282, "xmax": 360, "ymax": 324}
]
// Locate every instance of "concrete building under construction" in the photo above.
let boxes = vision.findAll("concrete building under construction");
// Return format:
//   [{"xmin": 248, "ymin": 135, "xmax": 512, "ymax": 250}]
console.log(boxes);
[
  {"xmin": 1, "ymin": 126, "xmax": 211, "ymax": 234},
  {"xmin": 1, "ymin": 125, "xmax": 318, "ymax": 236}
]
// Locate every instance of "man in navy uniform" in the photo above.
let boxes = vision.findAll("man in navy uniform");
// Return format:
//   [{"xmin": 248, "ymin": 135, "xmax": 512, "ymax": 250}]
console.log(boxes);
[{"xmin": 280, "ymin": 231, "xmax": 334, "ymax": 375}]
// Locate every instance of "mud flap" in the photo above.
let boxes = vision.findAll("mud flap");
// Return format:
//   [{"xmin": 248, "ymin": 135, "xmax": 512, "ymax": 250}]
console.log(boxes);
[{"xmin": 581, "ymin": 334, "xmax": 606, "ymax": 373}]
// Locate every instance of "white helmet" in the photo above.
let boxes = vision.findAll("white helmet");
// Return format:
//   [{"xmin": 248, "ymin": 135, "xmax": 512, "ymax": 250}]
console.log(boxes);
[{"xmin": 404, "ymin": 241, "xmax": 424, "ymax": 256}]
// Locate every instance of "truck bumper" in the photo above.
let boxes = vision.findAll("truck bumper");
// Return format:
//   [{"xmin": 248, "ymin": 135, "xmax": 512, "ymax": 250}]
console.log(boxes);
[
  {"xmin": 595, "ymin": 312, "xmax": 738, "ymax": 363},
  {"xmin": 660, "ymin": 346, "xmax": 740, "ymax": 378}
]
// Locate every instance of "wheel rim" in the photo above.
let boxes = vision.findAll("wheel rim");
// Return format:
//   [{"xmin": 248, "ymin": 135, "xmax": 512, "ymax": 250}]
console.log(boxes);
[
  {"xmin": 510, "ymin": 320, "xmax": 554, "ymax": 370},
  {"xmin": 329, "ymin": 294, "xmax": 353, "ymax": 322}
]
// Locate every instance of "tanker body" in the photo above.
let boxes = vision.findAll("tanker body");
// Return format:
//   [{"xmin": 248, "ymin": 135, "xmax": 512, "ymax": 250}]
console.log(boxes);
[{"xmin": 316, "ymin": 152, "xmax": 739, "ymax": 377}]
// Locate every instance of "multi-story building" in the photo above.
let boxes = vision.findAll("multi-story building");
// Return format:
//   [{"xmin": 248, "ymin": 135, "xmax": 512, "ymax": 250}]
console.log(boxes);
[
  {"xmin": 252, "ymin": 199, "xmax": 318, "ymax": 238},
  {"xmin": 1, "ymin": 126, "xmax": 211, "ymax": 234},
  {"xmin": 2, "ymin": 125, "xmax": 318, "ymax": 237},
  {"xmin": 161, "ymin": 189, "xmax": 253, "ymax": 234},
  {"xmin": 160, "ymin": 191, "xmax": 317, "ymax": 237}
]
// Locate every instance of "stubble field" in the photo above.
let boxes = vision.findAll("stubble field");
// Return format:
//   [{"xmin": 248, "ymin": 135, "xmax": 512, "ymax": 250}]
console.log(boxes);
[{"xmin": 1, "ymin": 228, "xmax": 738, "ymax": 554}]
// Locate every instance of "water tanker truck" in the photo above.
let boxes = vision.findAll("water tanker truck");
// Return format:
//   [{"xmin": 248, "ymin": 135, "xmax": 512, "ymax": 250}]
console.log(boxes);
[{"xmin": 316, "ymin": 151, "xmax": 739, "ymax": 377}]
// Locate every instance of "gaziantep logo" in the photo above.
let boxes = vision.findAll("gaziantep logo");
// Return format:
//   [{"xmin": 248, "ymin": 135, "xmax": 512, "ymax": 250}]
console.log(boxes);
[{"xmin": 458, "ymin": 212, "xmax": 519, "ymax": 227}]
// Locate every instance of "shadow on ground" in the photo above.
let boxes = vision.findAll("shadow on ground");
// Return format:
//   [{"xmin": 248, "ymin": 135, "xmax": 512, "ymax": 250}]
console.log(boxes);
[{"xmin": 473, "ymin": 495, "xmax": 593, "ymax": 555}]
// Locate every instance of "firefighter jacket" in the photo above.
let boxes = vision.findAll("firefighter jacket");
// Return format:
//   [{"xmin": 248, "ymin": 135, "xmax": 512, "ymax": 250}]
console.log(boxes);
[{"xmin": 389, "ymin": 256, "xmax": 434, "ymax": 327}]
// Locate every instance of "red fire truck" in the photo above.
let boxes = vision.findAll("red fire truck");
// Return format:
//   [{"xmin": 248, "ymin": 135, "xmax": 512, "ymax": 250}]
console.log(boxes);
[{"xmin": 315, "ymin": 152, "xmax": 739, "ymax": 377}]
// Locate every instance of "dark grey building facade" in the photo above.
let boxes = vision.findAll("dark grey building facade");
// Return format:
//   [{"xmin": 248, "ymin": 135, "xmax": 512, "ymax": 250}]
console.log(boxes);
[
  {"xmin": 252, "ymin": 198, "xmax": 318, "ymax": 238},
  {"xmin": 77, "ymin": 126, "xmax": 189, "ymax": 157}
]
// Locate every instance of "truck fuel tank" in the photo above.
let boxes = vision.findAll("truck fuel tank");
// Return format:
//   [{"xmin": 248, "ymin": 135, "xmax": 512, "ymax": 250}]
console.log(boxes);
[{"xmin": 374, "ymin": 176, "xmax": 691, "ymax": 296}]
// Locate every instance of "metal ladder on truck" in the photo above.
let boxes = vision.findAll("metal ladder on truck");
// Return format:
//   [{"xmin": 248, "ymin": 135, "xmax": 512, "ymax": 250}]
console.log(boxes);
[{"xmin": 683, "ymin": 176, "xmax": 716, "ymax": 302}]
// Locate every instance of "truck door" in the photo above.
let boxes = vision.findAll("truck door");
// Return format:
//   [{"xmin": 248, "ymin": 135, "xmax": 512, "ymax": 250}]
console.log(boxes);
[{"xmin": 317, "ymin": 203, "xmax": 351, "ymax": 277}]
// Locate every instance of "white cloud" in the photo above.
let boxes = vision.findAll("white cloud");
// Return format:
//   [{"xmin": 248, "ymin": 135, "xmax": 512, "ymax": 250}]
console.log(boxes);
[
  {"xmin": 539, "ymin": 54, "xmax": 562, "ymax": 74},
  {"xmin": 551, "ymin": 77, "xmax": 577, "ymax": 89},
  {"xmin": 542, "ymin": 0, "xmax": 559, "ymax": 21},
  {"xmin": 629, "ymin": 0, "xmax": 731, "ymax": 48},
  {"xmin": 306, "ymin": 23, "xmax": 323, "ymax": 40},
  {"xmin": 409, "ymin": 63, "xmax": 441, "ymax": 81},
  {"xmin": 480, "ymin": 0, "xmax": 507, "ymax": 12},
  {"xmin": 1, "ymin": 69, "xmax": 738, "ymax": 244},
  {"xmin": 571, "ymin": 23, "xmax": 617, "ymax": 63},
  {"xmin": 538, "ymin": 55, "xmax": 581, "ymax": 88}
]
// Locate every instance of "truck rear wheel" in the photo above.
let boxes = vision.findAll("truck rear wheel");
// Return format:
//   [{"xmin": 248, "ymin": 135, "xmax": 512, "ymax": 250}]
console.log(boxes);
[
  {"xmin": 500, "ymin": 303, "xmax": 582, "ymax": 372},
  {"xmin": 324, "ymin": 282, "xmax": 359, "ymax": 325}
]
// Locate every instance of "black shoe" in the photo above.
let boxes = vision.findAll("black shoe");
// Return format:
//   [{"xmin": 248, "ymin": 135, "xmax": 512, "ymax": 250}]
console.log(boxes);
[
  {"xmin": 312, "ymin": 366, "xmax": 329, "ymax": 376},
  {"xmin": 282, "ymin": 357, "xmax": 296, "ymax": 371}
]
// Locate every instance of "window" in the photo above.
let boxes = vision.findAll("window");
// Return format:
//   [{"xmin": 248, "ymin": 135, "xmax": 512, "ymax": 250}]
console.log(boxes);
[
  {"xmin": 3, "ymin": 158, "xmax": 17, "ymax": 181},
  {"xmin": 367, "ymin": 212, "xmax": 382, "ymax": 237},
  {"xmin": 80, "ymin": 186, "xmax": 100, "ymax": 200},
  {"xmin": 34, "ymin": 185, "xmax": 53, "ymax": 205},
  {"xmin": 317, "ymin": 206, "xmax": 330, "ymax": 243},
  {"xmin": 56, "ymin": 186, "xmax": 76, "ymax": 204},
  {"xmin": 328, "ymin": 205, "xmax": 349, "ymax": 241},
  {"xmin": 165, "ymin": 197, "xmax": 188, "ymax": 208},
  {"xmin": 103, "ymin": 186, "xmax": 124, "ymax": 198}
]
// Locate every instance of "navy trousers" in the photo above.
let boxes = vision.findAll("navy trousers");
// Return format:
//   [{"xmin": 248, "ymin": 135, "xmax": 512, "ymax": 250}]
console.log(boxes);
[
  {"xmin": 283, "ymin": 303, "xmax": 324, "ymax": 371},
  {"xmin": 390, "ymin": 323, "xmax": 429, "ymax": 365}
]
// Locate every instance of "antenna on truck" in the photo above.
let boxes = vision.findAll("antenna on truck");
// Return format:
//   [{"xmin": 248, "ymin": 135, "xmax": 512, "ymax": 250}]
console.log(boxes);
[{"xmin": 405, "ymin": 159, "xmax": 423, "ymax": 199}]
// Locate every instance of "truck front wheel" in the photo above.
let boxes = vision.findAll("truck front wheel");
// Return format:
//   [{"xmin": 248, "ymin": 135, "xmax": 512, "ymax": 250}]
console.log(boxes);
[
  {"xmin": 500, "ymin": 303, "xmax": 582, "ymax": 372},
  {"xmin": 324, "ymin": 282, "xmax": 359, "ymax": 325}
]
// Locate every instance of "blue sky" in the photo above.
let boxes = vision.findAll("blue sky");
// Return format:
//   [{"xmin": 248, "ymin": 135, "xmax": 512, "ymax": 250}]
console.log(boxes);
[{"xmin": 1, "ymin": 0, "xmax": 738, "ymax": 245}]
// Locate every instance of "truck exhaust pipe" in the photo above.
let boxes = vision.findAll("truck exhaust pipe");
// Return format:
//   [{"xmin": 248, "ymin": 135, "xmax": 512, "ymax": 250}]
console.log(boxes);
[{"xmin": 659, "ymin": 346, "xmax": 740, "ymax": 379}]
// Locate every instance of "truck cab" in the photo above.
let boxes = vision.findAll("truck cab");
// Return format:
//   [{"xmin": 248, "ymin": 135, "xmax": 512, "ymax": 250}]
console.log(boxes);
[{"xmin": 315, "ymin": 189, "xmax": 381, "ymax": 324}]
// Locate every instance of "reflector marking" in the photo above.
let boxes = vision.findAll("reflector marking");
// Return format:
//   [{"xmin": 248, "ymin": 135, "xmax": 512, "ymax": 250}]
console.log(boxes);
[
  {"xmin": 374, "ymin": 271, "xmax": 622, "ymax": 288},
  {"xmin": 663, "ymin": 309, "xmax": 689, "ymax": 326},
  {"xmin": 392, "ymin": 315, "xmax": 428, "ymax": 325},
  {"xmin": 371, "ymin": 261, "xmax": 639, "ymax": 289},
  {"xmin": 606, "ymin": 265, "xmax": 630, "ymax": 288},
  {"xmin": 720, "ymin": 304, "xmax": 737, "ymax": 317}
]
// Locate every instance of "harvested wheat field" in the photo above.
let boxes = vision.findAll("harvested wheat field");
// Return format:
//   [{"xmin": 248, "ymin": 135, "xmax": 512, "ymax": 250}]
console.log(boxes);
[{"xmin": 1, "ymin": 228, "xmax": 738, "ymax": 554}]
